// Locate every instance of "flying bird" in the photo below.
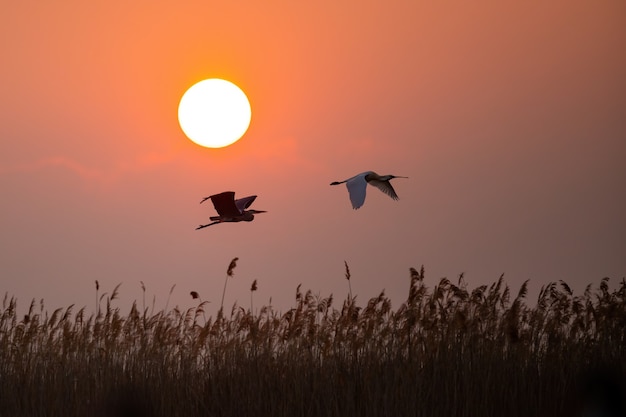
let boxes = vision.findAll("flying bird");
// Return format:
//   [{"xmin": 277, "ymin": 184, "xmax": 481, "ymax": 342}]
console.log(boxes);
[
  {"xmin": 330, "ymin": 171, "xmax": 408, "ymax": 209},
  {"xmin": 196, "ymin": 191, "xmax": 267, "ymax": 229}
]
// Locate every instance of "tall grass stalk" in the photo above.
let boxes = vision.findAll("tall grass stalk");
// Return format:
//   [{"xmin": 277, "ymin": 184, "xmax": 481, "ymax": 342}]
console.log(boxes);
[
  {"xmin": 344, "ymin": 260, "xmax": 353, "ymax": 299},
  {"xmin": 220, "ymin": 257, "xmax": 239, "ymax": 312},
  {"xmin": 250, "ymin": 279, "xmax": 258, "ymax": 312}
]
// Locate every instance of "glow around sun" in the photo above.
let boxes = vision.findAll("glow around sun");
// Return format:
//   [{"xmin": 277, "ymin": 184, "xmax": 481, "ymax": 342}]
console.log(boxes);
[{"xmin": 178, "ymin": 79, "xmax": 251, "ymax": 148}]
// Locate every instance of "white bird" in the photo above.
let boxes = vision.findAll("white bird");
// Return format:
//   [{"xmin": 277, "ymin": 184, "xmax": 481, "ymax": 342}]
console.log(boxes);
[
  {"xmin": 330, "ymin": 171, "xmax": 408, "ymax": 209},
  {"xmin": 196, "ymin": 191, "xmax": 267, "ymax": 229}
]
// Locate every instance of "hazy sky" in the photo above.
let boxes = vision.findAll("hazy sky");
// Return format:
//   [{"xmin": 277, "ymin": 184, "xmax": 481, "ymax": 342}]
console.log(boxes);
[{"xmin": 1, "ymin": 1, "xmax": 625, "ymax": 316}]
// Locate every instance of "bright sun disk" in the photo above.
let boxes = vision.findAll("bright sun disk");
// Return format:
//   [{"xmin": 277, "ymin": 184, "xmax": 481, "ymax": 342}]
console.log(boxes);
[{"xmin": 178, "ymin": 79, "xmax": 251, "ymax": 148}]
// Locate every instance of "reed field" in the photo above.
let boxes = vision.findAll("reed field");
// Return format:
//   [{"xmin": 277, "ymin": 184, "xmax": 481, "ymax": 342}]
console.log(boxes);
[{"xmin": 0, "ymin": 263, "xmax": 624, "ymax": 417}]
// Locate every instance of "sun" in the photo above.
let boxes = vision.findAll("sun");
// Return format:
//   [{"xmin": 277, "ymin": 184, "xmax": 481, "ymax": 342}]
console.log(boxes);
[{"xmin": 178, "ymin": 79, "xmax": 251, "ymax": 148}]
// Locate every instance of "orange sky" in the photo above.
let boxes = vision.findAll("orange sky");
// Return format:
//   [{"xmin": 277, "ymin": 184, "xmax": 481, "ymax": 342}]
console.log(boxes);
[{"xmin": 1, "ymin": 1, "xmax": 625, "ymax": 316}]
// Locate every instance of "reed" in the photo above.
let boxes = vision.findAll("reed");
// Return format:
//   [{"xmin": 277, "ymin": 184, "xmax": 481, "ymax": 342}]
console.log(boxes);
[{"xmin": 0, "ymin": 267, "xmax": 623, "ymax": 416}]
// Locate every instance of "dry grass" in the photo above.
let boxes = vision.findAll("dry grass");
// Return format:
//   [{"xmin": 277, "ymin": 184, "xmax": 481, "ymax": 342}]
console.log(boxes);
[{"xmin": 0, "ymin": 266, "xmax": 624, "ymax": 416}]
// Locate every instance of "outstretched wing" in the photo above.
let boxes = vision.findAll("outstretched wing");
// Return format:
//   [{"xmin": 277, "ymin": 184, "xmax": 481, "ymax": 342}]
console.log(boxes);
[
  {"xmin": 368, "ymin": 179, "xmax": 399, "ymax": 200},
  {"xmin": 234, "ymin": 195, "xmax": 257, "ymax": 213},
  {"xmin": 345, "ymin": 174, "xmax": 368, "ymax": 209},
  {"xmin": 205, "ymin": 191, "xmax": 242, "ymax": 217}
]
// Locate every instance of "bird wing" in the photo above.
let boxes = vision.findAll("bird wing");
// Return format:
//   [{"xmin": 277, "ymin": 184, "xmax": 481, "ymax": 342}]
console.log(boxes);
[
  {"xmin": 207, "ymin": 191, "xmax": 242, "ymax": 216},
  {"xmin": 346, "ymin": 174, "xmax": 368, "ymax": 209},
  {"xmin": 368, "ymin": 179, "xmax": 399, "ymax": 200},
  {"xmin": 234, "ymin": 195, "xmax": 257, "ymax": 213}
]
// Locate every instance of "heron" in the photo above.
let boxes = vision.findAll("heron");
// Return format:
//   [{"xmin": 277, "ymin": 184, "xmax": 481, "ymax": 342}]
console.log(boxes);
[
  {"xmin": 330, "ymin": 171, "xmax": 408, "ymax": 209},
  {"xmin": 196, "ymin": 191, "xmax": 267, "ymax": 229}
]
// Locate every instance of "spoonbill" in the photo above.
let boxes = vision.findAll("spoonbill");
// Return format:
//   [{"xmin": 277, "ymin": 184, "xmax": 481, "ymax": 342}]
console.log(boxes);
[
  {"xmin": 196, "ymin": 191, "xmax": 266, "ymax": 229},
  {"xmin": 330, "ymin": 171, "xmax": 408, "ymax": 209}
]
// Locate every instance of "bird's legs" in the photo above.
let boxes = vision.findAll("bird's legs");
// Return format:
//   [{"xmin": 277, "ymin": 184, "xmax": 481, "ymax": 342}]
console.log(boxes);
[{"xmin": 196, "ymin": 221, "xmax": 220, "ymax": 230}]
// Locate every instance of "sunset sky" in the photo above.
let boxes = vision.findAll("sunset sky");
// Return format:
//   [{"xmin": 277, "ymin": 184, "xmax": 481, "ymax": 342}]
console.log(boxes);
[{"xmin": 1, "ymin": 1, "xmax": 625, "ymax": 316}]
